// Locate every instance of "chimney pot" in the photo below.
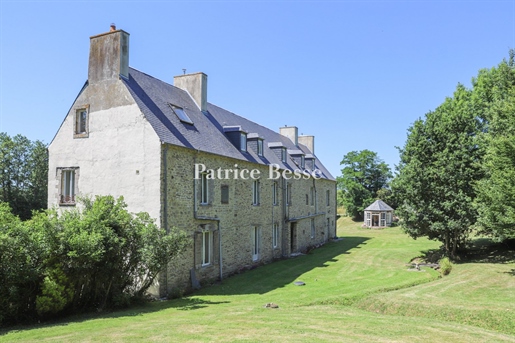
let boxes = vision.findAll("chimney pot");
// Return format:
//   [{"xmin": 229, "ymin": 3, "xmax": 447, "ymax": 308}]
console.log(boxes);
[{"xmin": 110, "ymin": 23, "xmax": 116, "ymax": 31}]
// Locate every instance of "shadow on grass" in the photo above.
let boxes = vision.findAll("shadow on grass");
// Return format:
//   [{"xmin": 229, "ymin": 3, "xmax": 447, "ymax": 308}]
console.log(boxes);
[
  {"xmin": 195, "ymin": 236, "xmax": 370, "ymax": 296},
  {"xmin": 416, "ymin": 238, "xmax": 515, "ymax": 265},
  {"xmin": 0, "ymin": 237, "xmax": 368, "ymax": 335},
  {"xmin": 0, "ymin": 298, "xmax": 230, "ymax": 336}
]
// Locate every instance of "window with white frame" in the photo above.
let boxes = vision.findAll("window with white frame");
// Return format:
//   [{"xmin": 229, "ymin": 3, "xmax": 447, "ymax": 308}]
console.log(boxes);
[
  {"xmin": 273, "ymin": 223, "xmax": 279, "ymax": 248},
  {"xmin": 286, "ymin": 183, "xmax": 292, "ymax": 206},
  {"xmin": 60, "ymin": 169, "xmax": 77, "ymax": 205},
  {"xmin": 281, "ymin": 148, "xmax": 287, "ymax": 163},
  {"xmin": 202, "ymin": 230, "xmax": 212, "ymax": 266},
  {"xmin": 366, "ymin": 212, "xmax": 371, "ymax": 227},
  {"xmin": 252, "ymin": 179, "xmax": 260, "ymax": 205},
  {"xmin": 201, "ymin": 172, "xmax": 209, "ymax": 204},
  {"xmin": 240, "ymin": 133, "xmax": 247, "ymax": 152},
  {"xmin": 301, "ymin": 155, "xmax": 305, "ymax": 169},
  {"xmin": 273, "ymin": 182, "xmax": 278, "ymax": 205},
  {"xmin": 311, "ymin": 219, "xmax": 315, "ymax": 238},
  {"xmin": 381, "ymin": 212, "xmax": 386, "ymax": 227},
  {"xmin": 257, "ymin": 139, "xmax": 263, "ymax": 156},
  {"xmin": 252, "ymin": 226, "xmax": 261, "ymax": 261}
]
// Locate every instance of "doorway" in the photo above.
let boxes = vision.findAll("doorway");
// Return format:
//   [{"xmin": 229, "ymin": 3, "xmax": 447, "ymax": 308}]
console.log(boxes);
[{"xmin": 290, "ymin": 222, "xmax": 297, "ymax": 253}]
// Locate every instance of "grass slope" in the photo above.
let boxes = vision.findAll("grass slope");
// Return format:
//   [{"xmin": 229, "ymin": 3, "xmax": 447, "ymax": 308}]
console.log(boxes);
[{"xmin": 1, "ymin": 217, "xmax": 514, "ymax": 342}]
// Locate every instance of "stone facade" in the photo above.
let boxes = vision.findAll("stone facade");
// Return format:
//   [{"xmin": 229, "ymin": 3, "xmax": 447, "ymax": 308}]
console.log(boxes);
[{"xmin": 48, "ymin": 26, "xmax": 337, "ymax": 298}]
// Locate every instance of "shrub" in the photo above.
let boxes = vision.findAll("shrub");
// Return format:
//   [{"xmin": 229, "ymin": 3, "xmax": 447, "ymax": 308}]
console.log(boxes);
[
  {"xmin": 0, "ymin": 196, "xmax": 189, "ymax": 325},
  {"xmin": 439, "ymin": 257, "xmax": 453, "ymax": 276}
]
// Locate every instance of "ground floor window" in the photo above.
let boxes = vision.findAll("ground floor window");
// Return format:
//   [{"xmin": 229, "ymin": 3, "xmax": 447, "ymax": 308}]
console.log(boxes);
[
  {"xmin": 59, "ymin": 168, "xmax": 78, "ymax": 205},
  {"xmin": 252, "ymin": 226, "xmax": 261, "ymax": 261},
  {"xmin": 202, "ymin": 230, "xmax": 212, "ymax": 266},
  {"xmin": 273, "ymin": 223, "xmax": 279, "ymax": 248}
]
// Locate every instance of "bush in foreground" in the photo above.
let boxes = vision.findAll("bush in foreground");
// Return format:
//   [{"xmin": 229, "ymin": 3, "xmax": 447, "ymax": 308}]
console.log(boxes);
[{"xmin": 0, "ymin": 196, "xmax": 189, "ymax": 325}]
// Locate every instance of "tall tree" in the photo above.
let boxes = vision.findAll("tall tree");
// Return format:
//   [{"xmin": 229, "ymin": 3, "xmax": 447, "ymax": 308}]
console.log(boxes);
[
  {"xmin": 337, "ymin": 150, "xmax": 392, "ymax": 219},
  {"xmin": 0, "ymin": 133, "xmax": 48, "ymax": 219},
  {"xmin": 392, "ymin": 85, "xmax": 483, "ymax": 257},
  {"xmin": 474, "ymin": 55, "xmax": 515, "ymax": 242}
]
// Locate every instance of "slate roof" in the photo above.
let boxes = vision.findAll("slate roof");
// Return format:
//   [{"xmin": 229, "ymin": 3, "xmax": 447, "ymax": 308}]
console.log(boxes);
[
  {"xmin": 122, "ymin": 67, "xmax": 335, "ymax": 181},
  {"xmin": 364, "ymin": 200, "xmax": 394, "ymax": 211}
]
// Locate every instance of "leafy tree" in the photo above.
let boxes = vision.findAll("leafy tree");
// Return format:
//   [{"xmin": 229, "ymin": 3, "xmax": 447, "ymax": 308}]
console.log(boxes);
[
  {"xmin": 0, "ymin": 203, "xmax": 46, "ymax": 323},
  {"xmin": 474, "ymin": 55, "xmax": 515, "ymax": 242},
  {"xmin": 337, "ymin": 150, "xmax": 392, "ymax": 219},
  {"xmin": 392, "ymin": 85, "xmax": 483, "ymax": 258},
  {"xmin": 0, "ymin": 196, "xmax": 189, "ymax": 324},
  {"xmin": 0, "ymin": 133, "xmax": 48, "ymax": 219}
]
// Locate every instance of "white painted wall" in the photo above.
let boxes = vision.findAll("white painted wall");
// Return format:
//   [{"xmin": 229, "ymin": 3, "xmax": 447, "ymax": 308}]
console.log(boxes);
[{"xmin": 48, "ymin": 81, "xmax": 162, "ymax": 222}]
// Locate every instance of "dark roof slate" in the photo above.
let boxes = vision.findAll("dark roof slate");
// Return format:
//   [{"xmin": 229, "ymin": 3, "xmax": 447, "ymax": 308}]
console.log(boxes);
[
  {"xmin": 364, "ymin": 200, "xmax": 394, "ymax": 211},
  {"xmin": 122, "ymin": 67, "xmax": 334, "ymax": 181}
]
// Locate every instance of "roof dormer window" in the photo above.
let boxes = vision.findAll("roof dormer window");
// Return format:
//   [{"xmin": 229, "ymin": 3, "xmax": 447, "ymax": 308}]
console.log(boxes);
[
  {"xmin": 257, "ymin": 139, "xmax": 263, "ymax": 156},
  {"xmin": 240, "ymin": 133, "xmax": 247, "ymax": 152},
  {"xmin": 281, "ymin": 148, "xmax": 287, "ymax": 163}
]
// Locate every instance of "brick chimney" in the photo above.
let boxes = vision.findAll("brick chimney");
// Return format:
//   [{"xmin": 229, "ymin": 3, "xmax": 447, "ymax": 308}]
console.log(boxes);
[
  {"xmin": 298, "ymin": 135, "xmax": 314, "ymax": 154},
  {"xmin": 279, "ymin": 126, "xmax": 298, "ymax": 146},
  {"xmin": 88, "ymin": 24, "xmax": 130, "ymax": 83},
  {"xmin": 174, "ymin": 72, "xmax": 208, "ymax": 111}
]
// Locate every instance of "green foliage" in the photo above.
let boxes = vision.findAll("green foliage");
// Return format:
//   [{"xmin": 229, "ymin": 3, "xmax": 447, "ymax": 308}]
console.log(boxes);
[
  {"xmin": 36, "ymin": 268, "xmax": 74, "ymax": 315},
  {"xmin": 0, "ymin": 196, "xmax": 189, "ymax": 324},
  {"xmin": 473, "ymin": 55, "xmax": 515, "ymax": 242},
  {"xmin": 439, "ymin": 257, "xmax": 452, "ymax": 276},
  {"xmin": 0, "ymin": 203, "xmax": 45, "ymax": 324},
  {"xmin": 337, "ymin": 150, "xmax": 392, "ymax": 219},
  {"xmin": 0, "ymin": 133, "xmax": 48, "ymax": 220},
  {"xmin": 392, "ymin": 84, "xmax": 483, "ymax": 257}
]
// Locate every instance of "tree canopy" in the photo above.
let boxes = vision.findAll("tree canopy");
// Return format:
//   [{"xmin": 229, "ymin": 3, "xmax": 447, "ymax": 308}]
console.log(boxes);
[
  {"xmin": 392, "ymin": 85, "xmax": 483, "ymax": 257},
  {"xmin": 0, "ymin": 133, "xmax": 48, "ymax": 219},
  {"xmin": 337, "ymin": 150, "xmax": 392, "ymax": 219},
  {"xmin": 393, "ymin": 52, "xmax": 515, "ymax": 255}
]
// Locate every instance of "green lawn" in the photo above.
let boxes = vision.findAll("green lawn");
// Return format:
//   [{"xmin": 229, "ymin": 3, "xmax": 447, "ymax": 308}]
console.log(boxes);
[{"xmin": 1, "ymin": 217, "xmax": 514, "ymax": 342}]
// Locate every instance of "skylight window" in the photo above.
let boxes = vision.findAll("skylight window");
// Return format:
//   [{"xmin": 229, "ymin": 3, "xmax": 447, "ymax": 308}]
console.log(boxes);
[{"xmin": 169, "ymin": 104, "xmax": 193, "ymax": 125}]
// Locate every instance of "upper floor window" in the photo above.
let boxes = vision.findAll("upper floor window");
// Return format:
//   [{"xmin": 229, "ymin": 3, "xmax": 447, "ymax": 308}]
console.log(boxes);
[
  {"xmin": 221, "ymin": 185, "xmax": 229, "ymax": 204},
  {"xmin": 286, "ymin": 183, "xmax": 292, "ymax": 206},
  {"xmin": 252, "ymin": 179, "xmax": 260, "ymax": 205},
  {"xmin": 74, "ymin": 106, "xmax": 89, "ymax": 138},
  {"xmin": 301, "ymin": 155, "xmax": 305, "ymax": 169},
  {"xmin": 326, "ymin": 190, "xmax": 330, "ymax": 206},
  {"xmin": 240, "ymin": 133, "xmax": 247, "ymax": 152},
  {"xmin": 257, "ymin": 139, "xmax": 264, "ymax": 156},
  {"xmin": 201, "ymin": 172, "xmax": 209, "ymax": 205},
  {"xmin": 273, "ymin": 181, "xmax": 278, "ymax": 206},
  {"xmin": 281, "ymin": 148, "xmax": 287, "ymax": 163}
]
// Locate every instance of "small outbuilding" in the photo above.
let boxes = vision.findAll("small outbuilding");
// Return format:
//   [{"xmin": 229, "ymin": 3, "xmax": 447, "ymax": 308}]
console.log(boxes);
[{"xmin": 364, "ymin": 200, "xmax": 393, "ymax": 228}]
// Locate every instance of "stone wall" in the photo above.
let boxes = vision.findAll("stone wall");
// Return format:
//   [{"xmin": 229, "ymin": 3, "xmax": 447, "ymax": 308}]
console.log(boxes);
[{"xmin": 161, "ymin": 144, "xmax": 337, "ymax": 296}]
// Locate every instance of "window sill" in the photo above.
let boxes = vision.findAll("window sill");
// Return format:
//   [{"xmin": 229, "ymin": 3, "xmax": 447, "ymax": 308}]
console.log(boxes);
[{"xmin": 73, "ymin": 133, "xmax": 89, "ymax": 139}]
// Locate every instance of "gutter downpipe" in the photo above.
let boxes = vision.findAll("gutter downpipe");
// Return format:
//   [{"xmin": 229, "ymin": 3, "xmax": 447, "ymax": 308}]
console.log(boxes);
[
  {"xmin": 162, "ymin": 143, "xmax": 169, "ymax": 296},
  {"xmin": 193, "ymin": 152, "xmax": 223, "ymax": 282}
]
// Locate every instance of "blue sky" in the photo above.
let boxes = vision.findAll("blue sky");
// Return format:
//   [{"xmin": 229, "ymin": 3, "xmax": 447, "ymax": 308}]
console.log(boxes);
[{"xmin": 1, "ymin": 1, "xmax": 514, "ymax": 178}]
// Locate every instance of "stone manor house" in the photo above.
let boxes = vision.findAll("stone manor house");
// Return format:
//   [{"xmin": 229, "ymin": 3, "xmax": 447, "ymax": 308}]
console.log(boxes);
[{"xmin": 48, "ymin": 26, "xmax": 337, "ymax": 297}]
